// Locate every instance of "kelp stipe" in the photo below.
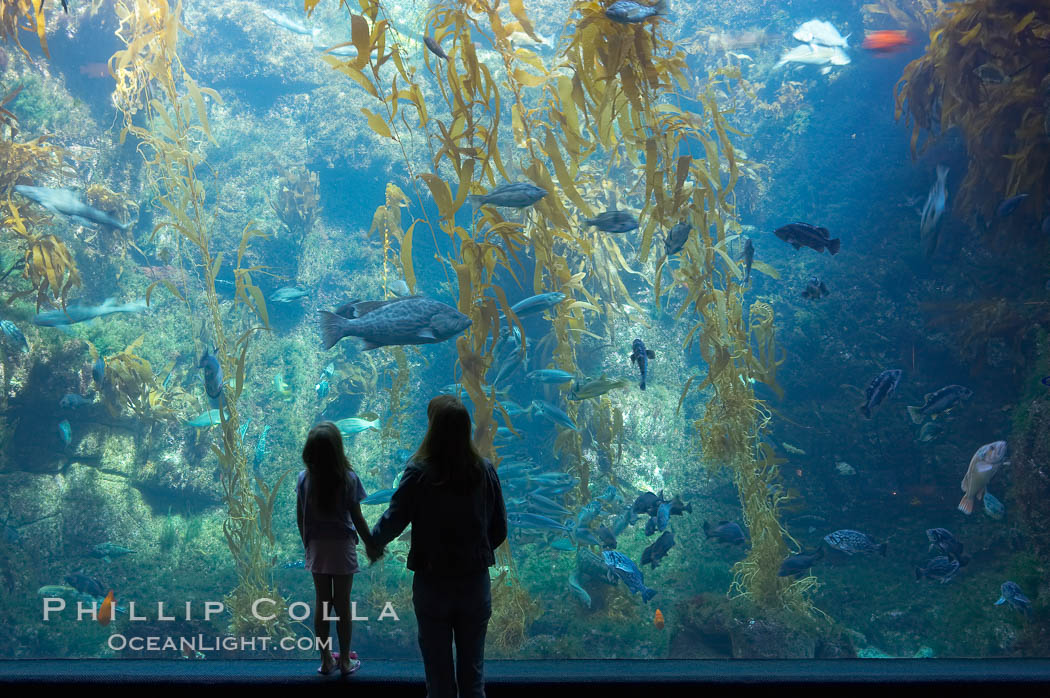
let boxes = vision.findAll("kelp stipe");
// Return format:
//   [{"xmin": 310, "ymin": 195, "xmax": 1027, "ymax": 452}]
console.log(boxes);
[{"xmin": 108, "ymin": 0, "xmax": 288, "ymax": 637}]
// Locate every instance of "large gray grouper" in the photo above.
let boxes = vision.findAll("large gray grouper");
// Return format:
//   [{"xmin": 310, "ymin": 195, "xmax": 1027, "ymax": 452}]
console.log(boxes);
[{"xmin": 319, "ymin": 296, "xmax": 471, "ymax": 350}]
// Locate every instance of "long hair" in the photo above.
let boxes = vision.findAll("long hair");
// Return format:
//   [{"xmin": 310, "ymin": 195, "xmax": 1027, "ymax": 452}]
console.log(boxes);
[
  {"xmin": 301, "ymin": 421, "xmax": 353, "ymax": 515},
  {"xmin": 412, "ymin": 394, "xmax": 483, "ymax": 489}
]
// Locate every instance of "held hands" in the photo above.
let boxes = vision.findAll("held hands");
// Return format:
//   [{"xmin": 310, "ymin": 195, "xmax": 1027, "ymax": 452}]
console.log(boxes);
[{"xmin": 365, "ymin": 540, "xmax": 385, "ymax": 564}]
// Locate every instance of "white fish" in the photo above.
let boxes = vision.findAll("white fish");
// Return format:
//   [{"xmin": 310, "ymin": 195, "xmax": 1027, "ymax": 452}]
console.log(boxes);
[
  {"xmin": 959, "ymin": 440, "xmax": 1008, "ymax": 515},
  {"xmin": 389, "ymin": 280, "xmax": 411, "ymax": 297},
  {"xmin": 920, "ymin": 165, "xmax": 949, "ymax": 238},
  {"xmin": 775, "ymin": 44, "xmax": 851, "ymax": 70},
  {"xmin": 793, "ymin": 19, "xmax": 850, "ymax": 48},
  {"xmin": 262, "ymin": 9, "xmax": 321, "ymax": 39}
]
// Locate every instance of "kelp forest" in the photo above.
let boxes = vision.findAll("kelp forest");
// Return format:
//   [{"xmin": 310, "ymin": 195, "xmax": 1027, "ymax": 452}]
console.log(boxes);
[{"xmin": 1, "ymin": 0, "xmax": 1048, "ymax": 661}]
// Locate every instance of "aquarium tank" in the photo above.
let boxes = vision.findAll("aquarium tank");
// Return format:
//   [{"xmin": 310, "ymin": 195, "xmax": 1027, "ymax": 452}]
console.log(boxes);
[{"xmin": 0, "ymin": 0, "xmax": 1047, "ymax": 666}]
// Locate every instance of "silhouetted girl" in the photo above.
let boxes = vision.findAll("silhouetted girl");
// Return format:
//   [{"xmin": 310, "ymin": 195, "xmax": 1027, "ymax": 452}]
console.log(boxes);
[{"xmin": 297, "ymin": 421, "xmax": 378, "ymax": 675}]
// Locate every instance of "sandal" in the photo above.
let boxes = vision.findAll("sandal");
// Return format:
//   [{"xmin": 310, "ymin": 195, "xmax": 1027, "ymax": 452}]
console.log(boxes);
[{"xmin": 338, "ymin": 657, "xmax": 361, "ymax": 676}]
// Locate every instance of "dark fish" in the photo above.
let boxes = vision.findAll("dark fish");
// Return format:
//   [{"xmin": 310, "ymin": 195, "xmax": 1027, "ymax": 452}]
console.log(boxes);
[
  {"xmin": 334, "ymin": 297, "xmax": 403, "ymax": 319},
  {"xmin": 577, "ymin": 548, "xmax": 617, "ymax": 586},
  {"xmin": 0, "ymin": 320, "xmax": 29, "ymax": 352},
  {"xmin": 640, "ymin": 531, "xmax": 675, "ymax": 569},
  {"xmin": 669, "ymin": 496, "xmax": 692, "ymax": 516},
  {"xmin": 199, "ymin": 348, "xmax": 224, "ymax": 400},
  {"xmin": 742, "ymin": 238, "xmax": 754, "ymax": 283},
  {"xmin": 1043, "ymin": 376, "xmax": 1050, "ymax": 387},
  {"xmin": 801, "ymin": 277, "xmax": 829, "ymax": 300},
  {"xmin": 605, "ymin": 0, "xmax": 669, "ymax": 24},
  {"xmin": 92, "ymin": 542, "xmax": 135, "ymax": 559},
  {"xmin": 632, "ymin": 491, "xmax": 663, "ymax": 517},
  {"xmin": 773, "ymin": 222, "xmax": 841, "ymax": 255},
  {"xmin": 926, "ymin": 528, "xmax": 966, "ymax": 562},
  {"xmin": 15, "ymin": 185, "xmax": 132, "ymax": 231},
  {"xmin": 320, "ymin": 296, "xmax": 472, "ymax": 350},
  {"xmin": 995, "ymin": 581, "xmax": 1031, "ymax": 615},
  {"xmin": 703, "ymin": 520, "xmax": 746, "ymax": 545},
  {"xmin": 423, "ymin": 35, "xmax": 449, "ymax": 60},
  {"xmin": 644, "ymin": 516, "xmax": 657, "ymax": 536},
  {"xmin": 917, "ymin": 421, "xmax": 944, "ymax": 443},
  {"xmin": 777, "ymin": 547, "xmax": 823, "ymax": 577},
  {"xmin": 467, "ymin": 182, "xmax": 547, "ymax": 209},
  {"xmin": 64, "ymin": 572, "xmax": 105, "ymax": 597},
  {"xmin": 602, "ymin": 550, "xmax": 657, "ymax": 602},
  {"xmin": 92, "ymin": 357, "xmax": 106, "ymax": 385},
  {"xmin": 584, "ymin": 210, "xmax": 639, "ymax": 233},
  {"xmin": 995, "ymin": 194, "xmax": 1028, "ymax": 218},
  {"xmin": 596, "ymin": 524, "xmax": 618, "ymax": 549},
  {"xmin": 664, "ymin": 220, "xmax": 691, "ymax": 256},
  {"xmin": 505, "ymin": 292, "xmax": 566, "ymax": 319},
  {"xmin": 629, "ymin": 338, "xmax": 655, "ymax": 390},
  {"xmin": 858, "ymin": 368, "xmax": 902, "ymax": 419},
  {"xmin": 60, "ymin": 393, "xmax": 92, "ymax": 409},
  {"xmin": 906, "ymin": 384, "xmax": 973, "ymax": 424},
  {"xmin": 823, "ymin": 529, "xmax": 886, "ymax": 556},
  {"xmin": 915, "ymin": 555, "xmax": 960, "ymax": 583}
]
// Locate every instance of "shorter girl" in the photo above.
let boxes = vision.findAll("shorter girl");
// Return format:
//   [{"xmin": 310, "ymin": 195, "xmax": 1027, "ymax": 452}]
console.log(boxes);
[{"xmin": 297, "ymin": 421, "xmax": 378, "ymax": 675}]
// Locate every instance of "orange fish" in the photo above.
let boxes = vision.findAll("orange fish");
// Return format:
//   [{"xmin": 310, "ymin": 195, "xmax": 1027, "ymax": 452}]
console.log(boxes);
[
  {"xmin": 99, "ymin": 590, "xmax": 114, "ymax": 627},
  {"xmin": 959, "ymin": 441, "xmax": 1008, "ymax": 515},
  {"xmin": 862, "ymin": 30, "xmax": 912, "ymax": 55},
  {"xmin": 653, "ymin": 608, "xmax": 665, "ymax": 629}
]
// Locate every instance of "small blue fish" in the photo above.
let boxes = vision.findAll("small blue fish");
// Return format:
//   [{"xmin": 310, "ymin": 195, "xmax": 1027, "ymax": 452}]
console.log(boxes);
[
  {"xmin": 996, "ymin": 194, "xmax": 1028, "ymax": 218},
  {"xmin": 656, "ymin": 501, "xmax": 671, "ymax": 531},
  {"xmin": 58, "ymin": 419, "xmax": 71, "ymax": 446},
  {"xmin": 187, "ymin": 409, "xmax": 223, "ymax": 427},
  {"xmin": 1042, "ymin": 376, "xmax": 1050, "ymax": 388},
  {"xmin": 315, "ymin": 379, "xmax": 330, "ymax": 400},
  {"xmin": 362, "ymin": 488, "xmax": 396, "ymax": 506},
  {"xmin": 270, "ymin": 287, "xmax": 309, "ymax": 303},
  {"xmin": 584, "ymin": 210, "xmax": 639, "ymax": 233},
  {"xmin": 629, "ymin": 338, "xmax": 655, "ymax": 390},
  {"xmin": 531, "ymin": 400, "xmax": 578, "ymax": 431},
  {"xmin": 1, "ymin": 320, "xmax": 29, "ymax": 353},
  {"xmin": 92, "ymin": 357, "xmax": 106, "ymax": 385},
  {"xmin": 238, "ymin": 418, "xmax": 252, "ymax": 442},
  {"xmin": 527, "ymin": 369, "xmax": 574, "ymax": 384},
  {"xmin": 604, "ymin": 0, "xmax": 669, "ymax": 25}
]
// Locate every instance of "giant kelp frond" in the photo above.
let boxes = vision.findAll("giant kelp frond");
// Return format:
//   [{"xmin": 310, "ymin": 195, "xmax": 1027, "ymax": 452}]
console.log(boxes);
[
  {"xmin": 0, "ymin": 0, "xmax": 54, "ymax": 58},
  {"xmin": 270, "ymin": 165, "xmax": 320, "ymax": 235},
  {"xmin": 110, "ymin": 0, "xmax": 283, "ymax": 638},
  {"xmin": 863, "ymin": 0, "xmax": 948, "ymax": 34},
  {"xmin": 895, "ymin": 0, "xmax": 1050, "ymax": 224}
]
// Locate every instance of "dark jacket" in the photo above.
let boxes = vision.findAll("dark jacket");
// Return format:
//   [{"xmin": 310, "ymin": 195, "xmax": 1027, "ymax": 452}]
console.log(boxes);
[{"xmin": 371, "ymin": 458, "xmax": 507, "ymax": 576}]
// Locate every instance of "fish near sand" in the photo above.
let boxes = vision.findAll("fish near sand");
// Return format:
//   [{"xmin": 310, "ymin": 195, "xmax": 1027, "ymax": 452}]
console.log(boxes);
[
  {"xmin": 958, "ymin": 440, "xmax": 1008, "ymax": 515},
  {"xmin": 773, "ymin": 222, "xmax": 840, "ymax": 254},
  {"xmin": 14, "ymin": 185, "xmax": 133, "ymax": 231},
  {"xmin": 319, "ymin": 296, "xmax": 471, "ymax": 350},
  {"xmin": 261, "ymin": 8, "xmax": 321, "ymax": 38}
]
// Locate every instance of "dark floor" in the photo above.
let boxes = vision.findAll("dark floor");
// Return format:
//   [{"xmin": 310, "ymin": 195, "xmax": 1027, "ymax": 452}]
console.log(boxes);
[{"xmin": 2, "ymin": 659, "xmax": 1050, "ymax": 696}]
